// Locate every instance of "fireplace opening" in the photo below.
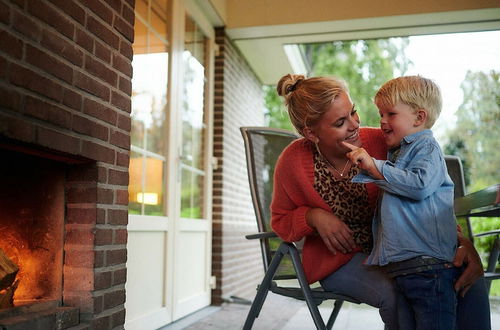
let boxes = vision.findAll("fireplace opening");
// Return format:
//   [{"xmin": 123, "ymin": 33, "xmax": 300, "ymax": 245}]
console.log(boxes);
[{"xmin": 0, "ymin": 149, "xmax": 65, "ymax": 309}]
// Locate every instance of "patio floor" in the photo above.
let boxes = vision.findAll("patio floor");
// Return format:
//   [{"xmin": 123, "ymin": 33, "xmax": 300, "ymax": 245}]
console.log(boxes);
[{"xmin": 160, "ymin": 294, "xmax": 500, "ymax": 330}]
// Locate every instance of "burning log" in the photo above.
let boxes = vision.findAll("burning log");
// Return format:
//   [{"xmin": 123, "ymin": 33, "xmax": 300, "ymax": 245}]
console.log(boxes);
[{"xmin": 0, "ymin": 248, "xmax": 19, "ymax": 309}]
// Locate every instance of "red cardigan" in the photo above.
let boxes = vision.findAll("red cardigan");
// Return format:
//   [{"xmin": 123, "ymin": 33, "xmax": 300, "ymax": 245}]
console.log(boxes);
[{"xmin": 271, "ymin": 127, "xmax": 387, "ymax": 283}]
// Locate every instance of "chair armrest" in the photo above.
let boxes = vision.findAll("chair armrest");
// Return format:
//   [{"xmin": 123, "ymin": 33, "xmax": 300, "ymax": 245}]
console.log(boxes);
[
  {"xmin": 245, "ymin": 232, "xmax": 278, "ymax": 240},
  {"xmin": 475, "ymin": 229, "xmax": 500, "ymax": 238},
  {"xmin": 454, "ymin": 183, "xmax": 500, "ymax": 217}
]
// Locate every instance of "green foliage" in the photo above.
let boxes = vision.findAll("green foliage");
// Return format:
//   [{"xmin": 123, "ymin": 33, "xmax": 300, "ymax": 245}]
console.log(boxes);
[
  {"xmin": 263, "ymin": 85, "xmax": 294, "ymax": 131},
  {"xmin": 444, "ymin": 71, "xmax": 500, "ymax": 294}
]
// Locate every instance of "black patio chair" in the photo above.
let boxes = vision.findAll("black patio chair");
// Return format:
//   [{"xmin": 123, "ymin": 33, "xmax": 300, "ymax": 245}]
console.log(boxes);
[
  {"xmin": 240, "ymin": 126, "xmax": 361, "ymax": 330},
  {"xmin": 446, "ymin": 155, "xmax": 500, "ymax": 293}
]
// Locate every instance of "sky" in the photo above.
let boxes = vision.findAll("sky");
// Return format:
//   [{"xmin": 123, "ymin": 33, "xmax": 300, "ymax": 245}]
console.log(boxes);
[{"xmin": 404, "ymin": 30, "xmax": 500, "ymax": 144}]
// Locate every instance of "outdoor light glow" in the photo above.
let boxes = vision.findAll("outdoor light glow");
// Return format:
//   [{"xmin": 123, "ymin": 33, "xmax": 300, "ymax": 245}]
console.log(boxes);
[{"xmin": 137, "ymin": 192, "xmax": 159, "ymax": 205}]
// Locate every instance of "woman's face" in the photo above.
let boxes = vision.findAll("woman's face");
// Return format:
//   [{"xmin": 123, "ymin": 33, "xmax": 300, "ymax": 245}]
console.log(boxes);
[{"xmin": 311, "ymin": 91, "xmax": 361, "ymax": 155}]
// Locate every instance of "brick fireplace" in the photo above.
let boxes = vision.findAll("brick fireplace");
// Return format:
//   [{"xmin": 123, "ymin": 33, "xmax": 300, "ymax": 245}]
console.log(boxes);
[{"xmin": 0, "ymin": 0, "xmax": 134, "ymax": 328}]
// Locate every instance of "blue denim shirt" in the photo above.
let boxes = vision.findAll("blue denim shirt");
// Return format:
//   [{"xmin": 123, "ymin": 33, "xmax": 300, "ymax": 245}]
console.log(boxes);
[{"xmin": 353, "ymin": 129, "xmax": 457, "ymax": 266}]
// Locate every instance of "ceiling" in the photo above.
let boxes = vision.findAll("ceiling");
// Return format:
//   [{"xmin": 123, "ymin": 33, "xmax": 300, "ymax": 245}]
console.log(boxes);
[{"xmin": 201, "ymin": 0, "xmax": 500, "ymax": 85}]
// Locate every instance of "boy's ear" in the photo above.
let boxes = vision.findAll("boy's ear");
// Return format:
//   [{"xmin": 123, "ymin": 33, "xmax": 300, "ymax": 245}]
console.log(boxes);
[
  {"xmin": 303, "ymin": 127, "xmax": 319, "ymax": 143},
  {"xmin": 414, "ymin": 109, "xmax": 427, "ymax": 127}
]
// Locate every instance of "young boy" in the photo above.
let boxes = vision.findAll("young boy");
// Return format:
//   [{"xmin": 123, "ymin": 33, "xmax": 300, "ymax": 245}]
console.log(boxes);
[{"xmin": 343, "ymin": 76, "xmax": 459, "ymax": 330}]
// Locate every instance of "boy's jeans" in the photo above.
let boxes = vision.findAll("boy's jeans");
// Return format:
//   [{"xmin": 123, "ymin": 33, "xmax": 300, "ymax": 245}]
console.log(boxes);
[{"xmin": 396, "ymin": 267, "xmax": 460, "ymax": 330}]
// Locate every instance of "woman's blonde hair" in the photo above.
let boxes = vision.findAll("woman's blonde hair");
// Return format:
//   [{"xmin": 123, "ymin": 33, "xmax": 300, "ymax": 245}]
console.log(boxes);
[
  {"xmin": 276, "ymin": 74, "xmax": 348, "ymax": 135},
  {"xmin": 374, "ymin": 75, "xmax": 442, "ymax": 128}
]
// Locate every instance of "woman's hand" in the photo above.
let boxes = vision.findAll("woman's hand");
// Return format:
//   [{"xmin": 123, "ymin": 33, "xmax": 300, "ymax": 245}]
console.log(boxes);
[
  {"xmin": 306, "ymin": 208, "xmax": 356, "ymax": 254},
  {"xmin": 453, "ymin": 233, "xmax": 484, "ymax": 297}
]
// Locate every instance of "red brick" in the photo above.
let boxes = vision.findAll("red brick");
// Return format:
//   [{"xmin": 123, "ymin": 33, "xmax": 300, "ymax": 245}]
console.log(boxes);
[
  {"xmin": 12, "ymin": 8, "xmax": 42, "ymax": 41},
  {"xmin": 91, "ymin": 315, "xmax": 110, "ymax": 329},
  {"xmin": 75, "ymin": 28, "xmax": 94, "ymax": 53},
  {"xmin": 111, "ymin": 90, "xmax": 131, "ymax": 112},
  {"xmin": 115, "ymin": 189, "xmax": 128, "ymax": 205},
  {"xmin": 27, "ymin": 44, "xmax": 73, "ymax": 82},
  {"xmin": 64, "ymin": 249, "xmax": 95, "ymax": 267},
  {"xmin": 37, "ymin": 127, "xmax": 80, "ymax": 155},
  {"xmin": 83, "ymin": 98, "xmax": 117, "ymax": 124},
  {"xmin": 108, "ymin": 209, "xmax": 128, "ymax": 225},
  {"xmin": 103, "ymin": 289, "xmax": 125, "ymax": 309},
  {"xmin": 9, "ymin": 63, "xmax": 64, "ymax": 102},
  {"xmin": 122, "ymin": 2, "xmax": 134, "ymax": 25},
  {"xmin": 97, "ymin": 187, "xmax": 114, "ymax": 204},
  {"xmin": 106, "ymin": 248, "xmax": 127, "ymax": 266},
  {"xmin": 95, "ymin": 40, "xmax": 112, "ymax": 63},
  {"xmin": 0, "ymin": 84, "xmax": 21, "ymax": 111},
  {"xmin": 81, "ymin": 140, "xmax": 115, "ymax": 164},
  {"xmin": 114, "ymin": 228, "xmax": 127, "ymax": 245},
  {"xmin": 67, "ymin": 164, "xmax": 98, "ymax": 182},
  {"xmin": 28, "ymin": 0, "xmax": 75, "ymax": 39},
  {"xmin": 95, "ymin": 228, "xmax": 113, "ymax": 246},
  {"xmin": 110, "ymin": 129, "xmax": 130, "ymax": 149},
  {"xmin": 111, "ymin": 308, "xmax": 126, "ymax": 328},
  {"xmin": 86, "ymin": 0, "xmax": 113, "ymax": 23},
  {"xmin": 113, "ymin": 15, "xmax": 134, "ymax": 42},
  {"xmin": 87, "ymin": 15, "xmax": 119, "ymax": 50},
  {"xmin": 64, "ymin": 266, "xmax": 93, "ymax": 291},
  {"xmin": 92, "ymin": 295, "xmax": 104, "ymax": 315},
  {"xmin": 112, "ymin": 268, "xmax": 127, "ymax": 286},
  {"xmin": 112, "ymin": 53, "xmax": 132, "ymax": 77},
  {"xmin": 117, "ymin": 113, "xmax": 131, "ymax": 131},
  {"xmin": 41, "ymin": 28, "xmax": 83, "ymax": 66},
  {"xmin": 72, "ymin": 114, "xmax": 109, "ymax": 142},
  {"xmin": 94, "ymin": 250, "xmax": 105, "ymax": 268},
  {"xmin": 85, "ymin": 54, "xmax": 117, "ymax": 87},
  {"xmin": 63, "ymin": 87, "xmax": 83, "ymax": 111},
  {"xmin": 48, "ymin": 0, "xmax": 85, "ymax": 25},
  {"xmin": 25, "ymin": 96, "xmax": 72, "ymax": 129},
  {"xmin": 75, "ymin": 71, "xmax": 110, "ymax": 101},
  {"xmin": 105, "ymin": 0, "xmax": 121, "ymax": 12},
  {"xmin": 115, "ymin": 151, "xmax": 129, "ymax": 167},
  {"xmin": 94, "ymin": 271, "xmax": 112, "ymax": 290},
  {"xmin": 64, "ymin": 292, "xmax": 94, "ymax": 314},
  {"xmin": 67, "ymin": 186, "xmax": 97, "ymax": 203},
  {"xmin": 66, "ymin": 207, "xmax": 97, "ymax": 225},
  {"xmin": 65, "ymin": 227, "xmax": 94, "ymax": 246},
  {"xmin": 0, "ymin": 113, "xmax": 34, "ymax": 143},
  {"xmin": 98, "ymin": 165, "xmax": 107, "ymax": 182},
  {"xmin": 0, "ymin": 1, "xmax": 10, "ymax": 24},
  {"xmin": 118, "ymin": 76, "xmax": 132, "ymax": 95},
  {"xmin": 120, "ymin": 39, "xmax": 133, "ymax": 60},
  {"xmin": 97, "ymin": 208, "xmax": 106, "ymax": 224},
  {"xmin": 108, "ymin": 169, "xmax": 128, "ymax": 185},
  {"xmin": 0, "ymin": 29, "xmax": 23, "ymax": 59},
  {"xmin": 0, "ymin": 56, "xmax": 6, "ymax": 79}
]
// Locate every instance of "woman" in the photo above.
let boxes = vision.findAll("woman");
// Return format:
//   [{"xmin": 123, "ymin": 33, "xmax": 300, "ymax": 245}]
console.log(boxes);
[{"xmin": 271, "ymin": 74, "xmax": 491, "ymax": 329}]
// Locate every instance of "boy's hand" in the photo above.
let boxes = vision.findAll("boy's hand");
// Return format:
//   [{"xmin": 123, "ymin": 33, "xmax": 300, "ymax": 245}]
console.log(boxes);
[{"xmin": 342, "ymin": 142, "xmax": 384, "ymax": 180}]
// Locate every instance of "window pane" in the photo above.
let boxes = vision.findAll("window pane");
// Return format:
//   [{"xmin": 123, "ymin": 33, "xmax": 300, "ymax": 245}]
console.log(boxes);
[
  {"xmin": 180, "ymin": 168, "xmax": 203, "ymax": 219},
  {"xmin": 130, "ymin": 0, "xmax": 170, "ymax": 216}
]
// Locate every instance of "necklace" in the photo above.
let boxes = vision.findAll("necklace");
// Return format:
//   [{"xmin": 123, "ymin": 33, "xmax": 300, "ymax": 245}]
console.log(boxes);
[
  {"xmin": 323, "ymin": 156, "xmax": 350, "ymax": 177},
  {"xmin": 315, "ymin": 143, "xmax": 350, "ymax": 177}
]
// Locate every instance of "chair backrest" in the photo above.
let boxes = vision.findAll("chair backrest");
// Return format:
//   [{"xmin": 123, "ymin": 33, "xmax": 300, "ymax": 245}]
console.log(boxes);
[
  {"xmin": 445, "ymin": 155, "xmax": 467, "ymax": 199},
  {"xmin": 240, "ymin": 126, "xmax": 300, "ymax": 276}
]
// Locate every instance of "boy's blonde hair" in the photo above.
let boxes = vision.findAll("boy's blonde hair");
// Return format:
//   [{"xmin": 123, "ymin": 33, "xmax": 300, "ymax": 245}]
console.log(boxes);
[{"xmin": 374, "ymin": 76, "xmax": 442, "ymax": 128}]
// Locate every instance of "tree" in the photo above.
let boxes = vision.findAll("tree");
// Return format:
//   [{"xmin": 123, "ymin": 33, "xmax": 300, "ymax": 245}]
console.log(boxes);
[
  {"xmin": 444, "ymin": 70, "xmax": 500, "ymax": 262},
  {"xmin": 264, "ymin": 38, "xmax": 411, "ymax": 129}
]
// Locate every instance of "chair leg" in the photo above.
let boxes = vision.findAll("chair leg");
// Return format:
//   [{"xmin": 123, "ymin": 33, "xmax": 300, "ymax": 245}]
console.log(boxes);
[
  {"xmin": 485, "ymin": 235, "xmax": 500, "ymax": 293},
  {"xmin": 326, "ymin": 300, "xmax": 344, "ymax": 330},
  {"xmin": 243, "ymin": 245, "xmax": 286, "ymax": 330},
  {"xmin": 287, "ymin": 242, "xmax": 327, "ymax": 330}
]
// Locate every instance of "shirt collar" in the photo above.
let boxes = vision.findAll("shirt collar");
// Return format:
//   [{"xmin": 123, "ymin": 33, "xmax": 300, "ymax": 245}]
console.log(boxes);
[{"xmin": 401, "ymin": 129, "xmax": 433, "ymax": 145}]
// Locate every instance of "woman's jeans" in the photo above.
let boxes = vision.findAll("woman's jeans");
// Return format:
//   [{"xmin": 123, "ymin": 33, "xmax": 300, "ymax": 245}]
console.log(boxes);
[{"xmin": 320, "ymin": 252, "xmax": 491, "ymax": 330}]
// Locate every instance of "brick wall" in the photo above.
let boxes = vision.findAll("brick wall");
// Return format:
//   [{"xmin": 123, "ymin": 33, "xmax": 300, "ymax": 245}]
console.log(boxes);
[
  {"xmin": 0, "ymin": 0, "xmax": 134, "ymax": 328},
  {"xmin": 212, "ymin": 28, "xmax": 266, "ymax": 305}
]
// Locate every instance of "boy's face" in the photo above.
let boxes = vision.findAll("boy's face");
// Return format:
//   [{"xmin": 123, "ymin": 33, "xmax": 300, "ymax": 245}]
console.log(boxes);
[{"xmin": 378, "ymin": 103, "xmax": 424, "ymax": 149}]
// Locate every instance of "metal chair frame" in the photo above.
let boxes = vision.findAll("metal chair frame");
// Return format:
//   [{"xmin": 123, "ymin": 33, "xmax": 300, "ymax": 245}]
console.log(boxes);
[{"xmin": 240, "ymin": 126, "xmax": 360, "ymax": 330}]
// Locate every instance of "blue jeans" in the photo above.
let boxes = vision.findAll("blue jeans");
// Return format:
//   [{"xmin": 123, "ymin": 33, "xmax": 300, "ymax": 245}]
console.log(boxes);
[
  {"xmin": 395, "ymin": 267, "xmax": 460, "ymax": 330},
  {"xmin": 320, "ymin": 252, "xmax": 491, "ymax": 330}
]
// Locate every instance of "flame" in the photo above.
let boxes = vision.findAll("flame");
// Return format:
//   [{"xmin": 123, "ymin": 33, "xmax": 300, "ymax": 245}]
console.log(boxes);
[{"xmin": 0, "ymin": 226, "xmax": 59, "ymax": 304}]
